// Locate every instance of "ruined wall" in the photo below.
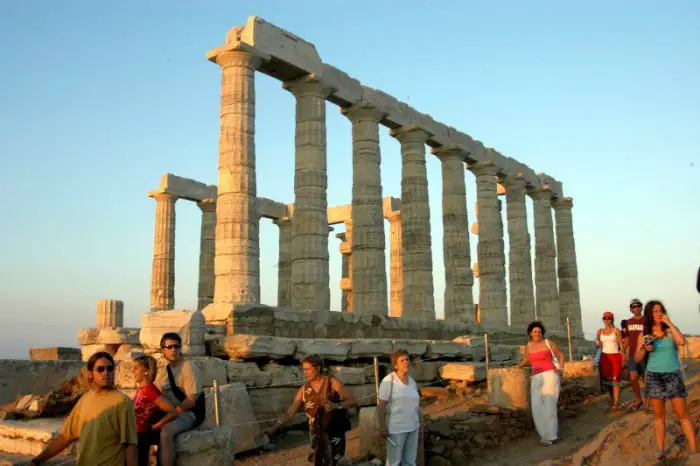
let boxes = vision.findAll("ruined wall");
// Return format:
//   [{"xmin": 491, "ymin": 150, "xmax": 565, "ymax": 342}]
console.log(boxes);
[{"xmin": 0, "ymin": 360, "xmax": 83, "ymax": 404}]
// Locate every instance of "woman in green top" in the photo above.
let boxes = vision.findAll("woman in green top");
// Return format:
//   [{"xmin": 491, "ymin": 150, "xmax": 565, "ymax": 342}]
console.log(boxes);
[{"xmin": 635, "ymin": 300, "xmax": 696, "ymax": 461}]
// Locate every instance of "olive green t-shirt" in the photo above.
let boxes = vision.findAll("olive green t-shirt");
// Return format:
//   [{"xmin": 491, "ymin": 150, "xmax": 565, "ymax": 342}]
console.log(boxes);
[
  {"xmin": 60, "ymin": 389, "xmax": 137, "ymax": 466},
  {"xmin": 154, "ymin": 358, "xmax": 201, "ymax": 408}
]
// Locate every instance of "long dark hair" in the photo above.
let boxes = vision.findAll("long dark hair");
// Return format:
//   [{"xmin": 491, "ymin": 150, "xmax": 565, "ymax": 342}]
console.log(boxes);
[{"xmin": 643, "ymin": 299, "xmax": 669, "ymax": 335}]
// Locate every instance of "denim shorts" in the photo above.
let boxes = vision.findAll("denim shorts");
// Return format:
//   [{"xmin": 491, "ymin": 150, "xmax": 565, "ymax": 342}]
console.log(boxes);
[{"xmin": 627, "ymin": 356, "xmax": 645, "ymax": 375}]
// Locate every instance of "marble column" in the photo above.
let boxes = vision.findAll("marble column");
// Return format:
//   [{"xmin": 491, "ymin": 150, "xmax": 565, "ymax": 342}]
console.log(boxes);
[
  {"xmin": 342, "ymin": 103, "xmax": 388, "ymax": 315},
  {"xmin": 197, "ymin": 198, "xmax": 216, "ymax": 311},
  {"xmin": 274, "ymin": 216, "xmax": 292, "ymax": 308},
  {"xmin": 502, "ymin": 175, "xmax": 536, "ymax": 330},
  {"xmin": 432, "ymin": 146, "xmax": 474, "ymax": 323},
  {"xmin": 211, "ymin": 49, "xmax": 260, "ymax": 307},
  {"xmin": 529, "ymin": 187, "xmax": 561, "ymax": 331},
  {"xmin": 386, "ymin": 211, "xmax": 403, "ymax": 318},
  {"xmin": 149, "ymin": 190, "xmax": 177, "ymax": 311},
  {"xmin": 468, "ymin": 161, "xmax": 508, "ymax": 328},
  {"xmin": 553, "ymin": 197, "xmax": 583, "ymax": 337},
  {"xmin": 390, "ymin": 125, "xmax": 435, "ymax": 320},
  {"xmin": 283, "ymin": 76, "xmax": 331, "ymax": 311},
  {"xmin": 97, "ymin": 300, "xmax": 123, "ymax": 328},
  {"xmin": 336, "ymin": 232, "xmax": 351, "ymax": 312}
]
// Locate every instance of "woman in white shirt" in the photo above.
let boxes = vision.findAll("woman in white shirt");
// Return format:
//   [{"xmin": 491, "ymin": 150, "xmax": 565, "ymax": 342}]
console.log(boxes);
[{"xmin": 377, "ymin": 349, "xmax": 421, "ymax": 466}]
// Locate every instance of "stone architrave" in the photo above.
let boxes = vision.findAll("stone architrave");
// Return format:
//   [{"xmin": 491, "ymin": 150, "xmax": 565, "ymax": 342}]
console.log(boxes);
[
  {"xmin": 336, "ymin": 232, "xmax": 350, "ymax": 312},
  {"xmin": 432, "ymin": 146, "xmax": 474, "ymax": 323},
  {"xmin": 210, "ymin": 48, "xmax": 261, "ymax": 309},
  {"xmin": 197, "ymin": 198, "xmax": 216, "ymax": 311},
  {"xmin": 553, "ymin": 197, "xmax": 583, "ymax": 337},
  {"xmin": 96, "ymin": 300, "xmax": 123, "ymax": 328},
  {"xmin": 528, "ymin": 187, "xmax": 561, "ymax": 331},
  {"xmin": 274, "ymin": 217, "xmax": 292, "ymax": 307},
  {"xmin": 468, "ymin": 161, "xmax": 508, "ymax": 329},
  {"xmin": 386, "ymin": 211, "xmax": 403, "ymax": 318},
  {"xmin": 502, "ymin": 174, "xmax": 536, "ymax": 330},
  {"xmin": 390, "ymin": 125, "xmax": 435, "ymax": 320},
  {"xmin": 283, "ymin": 75, "xmax": 332, "ymax": 311},
  {"xmin": 342, "ymin": 103, "xmax": 388, "ymax": 315},
  {"xmin": 149, "ymin": 190, "xmax": 177, "ymax": 311}
]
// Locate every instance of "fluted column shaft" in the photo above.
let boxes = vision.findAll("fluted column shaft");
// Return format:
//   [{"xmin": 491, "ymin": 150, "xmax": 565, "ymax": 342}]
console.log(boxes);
[
  {"xmin": 502, "ymin": 175, "xmax": 536, "ymax": 330},
  {"xmin": 284, "ymin": 76, "xmax": 331, "ymax": 310},
  {"xmin": 341, "ymin": 221, "xmax": 353, "ymax": 312},
  {"xmin": 433, "ymin": 146, "xmax": 474, "ymax": 322},
  {"xmin": 342, "ymin": 104, "xmax": 388, "ymax": 315},
  {"xmin": 468, "ymin": 161, "xmax": 508, "ymax": 328},
  {"xmin": 553, "ymin": 198, "xmax": 583, "ymax": 337},
  {"xmin": 150, "ymin": 191, "xmax": 177, "ymax": 311},
  {"xmin": 197, "ymin": 198, "xmax": 216, "ymax": 310},
  {"xmin": 213, "ymin": 50, "xmax": 260, "ymax": 306},
  {"xmin": 529, "ymin": 188, "xmax": 561, "ymax": 331},
  {"xmin": 390, "ymin": 125, "xmax": 435, "ymax": 320},
  {"xmin": 386, "ymin": 211, "xmax": 403, "ymax": 318},
  {"xmin": 275, "ymin": 217, "xmax": 292, "ymax": 307}
]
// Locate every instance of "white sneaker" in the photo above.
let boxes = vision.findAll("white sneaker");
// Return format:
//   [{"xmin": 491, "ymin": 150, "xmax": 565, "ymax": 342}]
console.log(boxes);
[{"xmin": 540, "ymin": 439, "xmax": 553, "ymax": 446}]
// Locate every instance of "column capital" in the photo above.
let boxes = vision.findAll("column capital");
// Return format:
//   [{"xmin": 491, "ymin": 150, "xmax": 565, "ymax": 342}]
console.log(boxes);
[
  {"xmin": 430, "ymin": 144, "xmax": 466, "ymax": 161},
  {"xmin": 500, "ymin": 172, "xmax": 527, "ymax": 188},
  {"xmin": 148, "ymin": 189, "xmax": 179, "ymax": 202},
  {"xmin": 213, "ymin": 46, "xmax": 264, "ymax": 70},
  {"xmin": 273, "ymin": 216, "xmax": 292, "ymax": 227},
  {"xmin": 552, "ymin": 197, "xmax": 574, "ymax": 210},
  {"xmin": 467, "ymin": 160, "xmax": 498, "ymax": 177},
  {"xmin": 385, "ymin": 210, "xmax": 401, "ymax": 222},
  {"xmin": 389, "ymin": 124, "xmax": 432, "ymax": 143},
  {"xmin": 527, "ymin": 185, "xmax": 555, "ymax": 201},
  {"xmin": 282, "ymin": 74, "xmax": 335, "ymax": 98},
  {"xmin": 335, "ymin": 232, "xmax": 346, "ymax": 241},
  {"xmin": 197, "ymin": 198, "xmax": 216, "ymax": 212},
  {"xmin": 341, "ymin": 102, "xmax": 386, "ymax": 123}
]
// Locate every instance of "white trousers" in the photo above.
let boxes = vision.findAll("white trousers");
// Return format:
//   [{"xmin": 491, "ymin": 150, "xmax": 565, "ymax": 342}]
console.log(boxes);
[{"xmin": 531, "ymin": 370, "xmax": 560, "ymax": 442}]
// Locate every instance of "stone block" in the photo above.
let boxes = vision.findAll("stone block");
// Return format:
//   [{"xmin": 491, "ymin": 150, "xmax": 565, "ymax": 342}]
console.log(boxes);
[
  {"xmin": 349, "ymin": 340, "xmax": 393, "ymax": 359},
  {"xmin": 81, "ymin": 344, "xmax": 119, "ymax": 362},
  {"xmin": 202, "ymin": 383, "xmax": 260, "ymax": 454},
  {"xmin": 114, "ymin": 360, "xmax": 138, "ymax": 389},
  {"xmin": 96, "ymin": 299, "xmax": 123, "ymax": 328},
  {"xmin": 0, "ymin": 361, "xmax": 84, "ymax": 405},
  {"xmin": 227, "ymin": 361, "xmax": 272, "ymax": 387},
  {"xmin": 678, "ymin": 335, "xmax": 700, "ymax": 359},
  {"xmin": 189, "ymin": 357, "xmax": 228, "ymax": 388},
  {"xmin": 113, "ymin": 344, "xmax": 145, "ymax": 361},
  {"xmin": 426, "ymin": 341, "xmax": 472, "ymax": 359},
  {"xmin": 174, "ymin": 426, "xmax": 234, "ymax": 466},
  {"xmin": 248, "ymin": 387, "xmax": 298, "ymax": 421},
  {"xmin": 29, "ymin": 348, "xmax": 81, "ymax": 361},
  {"xmin": 392, "ymin": 340, "xmax": 428, "ymax": 357},
  {"xmin": 224, "ymin": 334, "xmax": 296, "ymax": 360},
  {"xmin": 295, "ymin": 339, "xmax": 352, "ymax": 362},
  {"xmin": 262, "ymin": 363, "xmax": 303, "ymax": 386},
  {"xmin": 358, "ymin": 407, "xmax": 385, "ymax": 461},
  {"xmin": 329, "ymin": 366, "xmax": 367, "ymax": 385},
  {"xmin": 411, "ymin": 361, "xmax": 446, "ymax": 383},
  {"xmin": 96, "ymin": 328, "xmax": 140, "ymax": 345},
  {"xmin": 487, "ymin": 367, "xmax": 529, "ymax": 410},
  {"xmin": 563, "ymin": 360, "xmax": 596, "ymax": 379},
  {"xmin": 439, "ymin": 363, "xmax": 486, "ymax": 383},
  {"xmin": 140, "ymin": 310, "xmax": 206, "ymax": 356},
  {"xmin": 0, "ymin": 418, "xmax": 75, "ymax": 457}
]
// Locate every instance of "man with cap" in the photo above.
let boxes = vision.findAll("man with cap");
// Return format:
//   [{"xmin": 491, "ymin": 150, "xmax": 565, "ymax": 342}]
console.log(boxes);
[{"xmin": 622, "ymin": 298, "xmax": 645, "ymax": 411}]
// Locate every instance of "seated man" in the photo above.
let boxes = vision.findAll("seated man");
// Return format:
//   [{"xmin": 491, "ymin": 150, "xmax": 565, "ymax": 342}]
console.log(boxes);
[
  {"xmin": 155, "ymin": 332, "xmax": 205, "ymax": 466},
  {"xmin": 31, "ymin": 352, "xmax": 137, "ymax": 465}
]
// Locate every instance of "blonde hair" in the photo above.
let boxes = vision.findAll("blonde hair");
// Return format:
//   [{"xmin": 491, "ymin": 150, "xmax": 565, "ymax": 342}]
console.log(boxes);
[{"xmin": 134, "ymin": 355, "xmax": 158, "ymax": 383}]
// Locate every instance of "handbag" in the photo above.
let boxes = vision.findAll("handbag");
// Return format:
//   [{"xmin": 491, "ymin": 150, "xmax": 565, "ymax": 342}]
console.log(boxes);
[
  {"xmin": 323, "ymin": 376, "xmax": 351, "ymax": 435},
  {"xmin": 544, "ymin": 339, "xmax": 562, "ymax": 371}
]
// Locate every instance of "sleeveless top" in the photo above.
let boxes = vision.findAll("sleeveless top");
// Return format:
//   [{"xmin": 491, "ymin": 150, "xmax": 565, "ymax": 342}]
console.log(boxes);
[
  {"xmin": 530, "ymin": 349, "xmax": 555, "ymax": 375},
  {"xmin": 302, "ymin": 376, "xmax": 341, "ymax": 428},
  {"xmin": 600, "ymin": 331, "xmax": 620, "ymax": 354},
  {"xmin": 646, "ymin": 335, "xmax": 680, "ymax": 373}
]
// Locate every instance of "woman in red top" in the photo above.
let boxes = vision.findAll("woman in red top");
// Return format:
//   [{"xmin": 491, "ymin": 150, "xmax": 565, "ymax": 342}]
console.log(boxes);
[
  {"xmin": 132, "ymin": 355, "xmax": 177, "ymax": 466},
  {"xmin": 517, "ymin": 321, "xmax": 566, "ymax": 446}
]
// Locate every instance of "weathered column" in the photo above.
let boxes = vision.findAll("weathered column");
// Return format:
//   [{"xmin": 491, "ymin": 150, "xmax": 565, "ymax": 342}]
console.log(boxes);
[
  {"xmin": 283, "ymin": 76, "xmax": 331, "ymax": 311},
  {"xmin": 341, "ymin": 221, "xmax": 353, "ymax": 312},
  {"xmin": 432, "ymin": 146, "xmax": 474, "ymax": 323},
  {"xmin": 211, "ymin": 49, "xmax": 261, "ymax": 307},
  {"xmin": 336, "ymin": 232, "xmax": 350, "ymax": 312},
  {"xmin": 528, "ymin": 187, "xmax": 561, "ymax": 331},
  {"xmin": 197, "ymin": 198, "xmax": 216, "ymax": 310},
  {"xmin": 149, "ymin": 190, "xmax": 177, "ymax": 311},
  {"xmin": 274, "ymin": 217, "xmax": 292, "ymax": 308},
  {"xmin": 468, "ymin": 161, "xmax": 508, "ymax": 328},
  {"xmin": 386, "ymin": 211, "xmax": 403, "ymax": 318},
  {"xmin": 502, "ymin": 174, "xmax": 536, "ymax": 330},
  {"xmin": 342, "ymin": 103, "xmax": 388, "ymax": 315},
  {"xmin": 390, "ymin": 125, "xmax": 435, "ymax": 320},
  {"xmin": 97, "ymin": 300, "xmax": 123, "ymax": 328},
  {"xmin": 553, "ymin": 197, "xmax": 583, "ymax": 337}
]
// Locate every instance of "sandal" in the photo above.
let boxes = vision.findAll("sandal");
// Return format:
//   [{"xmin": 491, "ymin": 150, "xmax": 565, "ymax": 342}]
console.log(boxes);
[{"xmin": 631, "ymin": 401, "xmax": 643, "ymax": 412}]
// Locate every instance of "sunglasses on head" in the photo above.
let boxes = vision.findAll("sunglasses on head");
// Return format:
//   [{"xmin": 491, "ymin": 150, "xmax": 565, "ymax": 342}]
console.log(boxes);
[
  {"xmin": 95, "ymin": 365, "xmax": 114, "ymax": 373},
  {"xmin": 163, "ymin": 344, "xmax": 181, "ymax": 350}
]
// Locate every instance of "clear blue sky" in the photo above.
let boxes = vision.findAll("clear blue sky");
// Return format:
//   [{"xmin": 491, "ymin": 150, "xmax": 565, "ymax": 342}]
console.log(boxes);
[{"xmin": 1, "ymin": 1, "xmax": 698, "ymax": 359}]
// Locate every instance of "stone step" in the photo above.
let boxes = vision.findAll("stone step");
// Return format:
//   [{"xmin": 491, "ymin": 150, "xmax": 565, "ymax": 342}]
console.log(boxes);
[
  {"xmin": 0, "ymin": 452, "xmax": 76, "ymax": 466},
  {"xmin": 0, "ymin": 419, "xmax": 74, "ymax": 457}
]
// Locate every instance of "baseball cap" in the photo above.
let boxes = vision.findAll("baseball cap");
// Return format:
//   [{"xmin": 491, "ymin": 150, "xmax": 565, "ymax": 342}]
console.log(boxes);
[
  {"xmin": 602, "ymin": 311, "xmax": 614, "ymax": 319},
  {"xmin": 629, "ymin": 298, "xmax": 643, "ymax": 308}
]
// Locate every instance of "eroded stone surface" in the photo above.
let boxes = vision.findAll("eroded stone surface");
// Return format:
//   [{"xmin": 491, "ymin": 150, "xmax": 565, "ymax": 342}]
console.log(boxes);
[
  {"xmin": 140, "ymin": 310, "xmax": 206, "ymax": 356},
  {"xmin": 440, "ymin": 363, "xmax": 486, "ymax": 382},
  {"xmin": 202, "ymin": 383, "xmax": 260, "ymax": 454},
  {"xmin": 224, "ymin": 334, "xmax": 296, "ymax": 359},
  {"xmin": 487, "ymin": 367, "xmax": 529, "ymax": 410},
  {"xmin": 28, "ymin": 348, "xmax": 80, "ymax": 362},
  {"xmin": 174, "ymin": 426, "xmax": 234, "ymax": 466}
]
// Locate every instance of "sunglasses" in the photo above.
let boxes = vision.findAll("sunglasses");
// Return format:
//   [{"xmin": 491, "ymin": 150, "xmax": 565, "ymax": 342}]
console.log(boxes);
[
  {"xmin": 602, "ymin": 317, "xmax": 612, "ymax": 321},
  {"xmin": 630, "ymin": 305, "xmax": 641, "ymax": 309},
  {"xmin": 162, "ymin": 344, "xmax": 181, "ymax": 350},
  {"xmin": 94, "ymin": 365, "xmax": 115, "ymax": 373}
]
